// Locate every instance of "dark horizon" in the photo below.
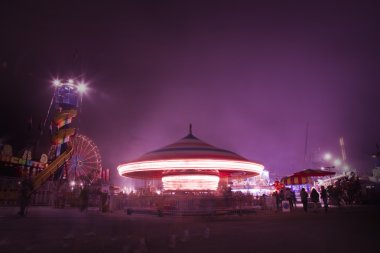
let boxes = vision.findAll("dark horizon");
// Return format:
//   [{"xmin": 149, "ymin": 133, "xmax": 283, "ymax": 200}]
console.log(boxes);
[{"xmin": 1, "ymin": 1, "xmax": 380, "ymax": 183}]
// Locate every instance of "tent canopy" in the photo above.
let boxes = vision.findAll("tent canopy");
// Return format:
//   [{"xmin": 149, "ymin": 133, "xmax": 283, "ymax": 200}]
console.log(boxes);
[
  {"xmin": 281, "ymin": 175, "xmax": 311, "ymax": 185},
  {"xmin": 293, "ymin": 169, "xmax": 335, "ymax": 177},
  {"xmin": 281, "ymin": 169, "xmax": 335, "ymax": 185}
]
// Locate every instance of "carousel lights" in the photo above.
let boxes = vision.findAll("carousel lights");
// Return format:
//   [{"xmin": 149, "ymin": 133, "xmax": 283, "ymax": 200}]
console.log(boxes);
[
  {"xmin": 117, "ymin": 159, "xmax": 264, "ymax": 176},
  {"xmin": 162, "ymin": 174, "xmax": 219, "ymax": 191}
]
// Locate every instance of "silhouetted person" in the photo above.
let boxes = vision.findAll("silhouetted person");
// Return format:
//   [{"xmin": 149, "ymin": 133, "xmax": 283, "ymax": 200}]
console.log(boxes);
[
  {"xmin": 300, "ymin": 188, "xmax": 308, "ymax": 212},
  {"xmin": 18, "ymin": 178, "xmax": 33, "ymax": 217},
  {"xmin": 320, "ymin": 186, "xmax": 328, "ymax": 212},
  {"xmin": 79, "ymin": 186, "xmax": 89, "ymax": 212},
  {"xmin": 101, "ymin": 192, "xmax": 109, "ymax": 212},
  {"xmin": 272, "ymin": 191, "xmax": 280, "ymax": 211},
  {"xmin": 285, "ymin": 188, "xmax": 294, "ymax": 209},
  {"xmin": 279, "ymin": 189, "xmax": 284, "ymax": 203},
  {"xmin": 291, "ymin": 190, "xmax": 297, "ymax": 209},
  {"xmin": 310, "ymin": 188, "xmax": 320, "ymax": 209}
]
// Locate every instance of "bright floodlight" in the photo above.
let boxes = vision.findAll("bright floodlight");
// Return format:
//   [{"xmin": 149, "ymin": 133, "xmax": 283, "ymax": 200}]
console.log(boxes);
[
  {"xmin": 323, "ymin": 153, "xmax": 332, "ymax": 161},
  {"xmin": 52, "ymin": 79, "xmax": 61, "ymax": 86},
  {"xmin": 68, "ymin": 79, "xmax": 74, "ymax": 84},
  {"xmin": 77, "ymin": 82, "xmax": 88, "ymax": 94},
  {"xmin": 333, "ymin": 159, "xmax": 342, "ymax": 166}
]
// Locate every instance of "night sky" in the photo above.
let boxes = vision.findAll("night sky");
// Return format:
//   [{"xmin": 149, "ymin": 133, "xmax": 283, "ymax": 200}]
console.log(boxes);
[{"xmin": 1, "ymin": 0, "xmax": 379, "ymax": 183}]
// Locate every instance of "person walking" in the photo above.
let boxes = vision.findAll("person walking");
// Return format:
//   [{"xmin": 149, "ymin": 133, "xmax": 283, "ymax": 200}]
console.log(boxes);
[
  {"xmin": 300, "ymin": 188, "xmax": 308, "ymax": 212},
  {"xmin": 291, "ymin": 190, "xmax": 297, "ymax": 209},
  {"xmin": 272, "ymin": 191, "xmax": 280, "ymax": 211},
  {"xmin": 279, "ymin": 189, "xmax": 284, "ymax": 208},
  {"xmin": 310, "ymin": 188, "xmax": 320, "ymax": 211},
  {"xmin": 79, "ymin": 185, "xmax": 89, "ymax": 212},
  {"xmin": 320, "ymin": 186, "xmax": 328, "ymax": 212},
  {"xmin": 18, "ymin": 178, "xmax": 33, "ymax": 217},
  {"xmin": 284, "ymin": 188, "xmax": 293, "ymax": 210}
]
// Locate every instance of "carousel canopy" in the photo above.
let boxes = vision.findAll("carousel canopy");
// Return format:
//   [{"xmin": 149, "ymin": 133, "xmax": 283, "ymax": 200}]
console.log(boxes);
[
  {"xmin": 117, "ymin": 126, "xmax": 264, "ymax": 179},
  {"xmin": 131, "ymin": 132, "xmax": 249, "ymax": 163}
]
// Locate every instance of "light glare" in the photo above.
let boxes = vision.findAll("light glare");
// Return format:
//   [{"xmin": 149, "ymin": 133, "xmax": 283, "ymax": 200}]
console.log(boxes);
[
  {"xmin": 52, "ymin": 79, "xmax": 61, "ymax": 86},
  {"xmin": 333, "ymin": 159, "xmax": 342, "ymax": 166},
  {"xmin": 77, "ymin": 82, "xmax": 88, "ymax": 94},
  {"xmin": 323, "ymin": 153, "xmax": 332, "ymax": 161}
]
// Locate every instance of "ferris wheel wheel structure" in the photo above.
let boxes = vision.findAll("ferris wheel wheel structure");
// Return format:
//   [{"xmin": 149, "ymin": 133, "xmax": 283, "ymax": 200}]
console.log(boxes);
[{"xmin": 64, "ymin": 134, "xmax": 102, "ymax": 185}]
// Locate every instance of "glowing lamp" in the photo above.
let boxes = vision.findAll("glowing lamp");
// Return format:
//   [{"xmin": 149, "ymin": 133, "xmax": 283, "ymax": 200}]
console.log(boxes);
[
  {"xmin": 52, "ymin": 79, "xmax": 61, "ymax": 86},
  {"xmin": 333, "ymin": 159, "xmax": 342, "ymax": 166},
  {"xmin": 323, "ymin": 153, "xmax": 332, "ymax": 161},
  {"xmin": 77, "ymin": 82, "xmax": 88, "ymax": 94}
]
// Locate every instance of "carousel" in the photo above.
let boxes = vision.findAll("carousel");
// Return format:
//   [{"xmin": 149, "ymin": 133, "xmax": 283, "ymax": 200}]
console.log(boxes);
[{"xmin": 117, "ymin": 125, "xmax": 264, "ymax": 192}]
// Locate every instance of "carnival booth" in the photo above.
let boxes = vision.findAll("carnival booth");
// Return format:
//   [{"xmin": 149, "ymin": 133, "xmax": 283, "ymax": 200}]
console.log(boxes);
[{"xmin": 281, "ymin": 169, "xmax": 335, "ymax": 200}]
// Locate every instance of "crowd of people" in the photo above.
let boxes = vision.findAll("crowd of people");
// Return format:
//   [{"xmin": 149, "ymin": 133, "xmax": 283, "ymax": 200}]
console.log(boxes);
[
  {"xmin": 15, "ymin": 172, "xmax": 367, "ymax": 216},
  {"xmin": 274, "ymin": 173, "xmax": 364, "ymax": 213},
  {"xmin": 102, "ymin": 173, "xmax": 365, "ymax": 214},
  {"xmin": 326, "ymin": 174, "xmax": 362, "ymax": 206}
]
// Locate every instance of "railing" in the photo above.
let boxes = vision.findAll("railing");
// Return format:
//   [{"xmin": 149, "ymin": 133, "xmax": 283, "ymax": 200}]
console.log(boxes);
[
  {"xmin": 32, "ymin": 145, "xmax": 73, "ymax": 190},
  {"xmin": 118, "ymin": 194, "xmax": 267, "ymax": 215},
  {"xmin": 0, "ymin": 177, "xmax": 21, "ymax": 206}
]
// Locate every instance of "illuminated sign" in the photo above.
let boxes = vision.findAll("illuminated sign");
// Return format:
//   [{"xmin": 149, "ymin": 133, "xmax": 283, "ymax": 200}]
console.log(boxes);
[{"xmin": 0, "ymin": 155, "xmax": 47, "ymax": 169}]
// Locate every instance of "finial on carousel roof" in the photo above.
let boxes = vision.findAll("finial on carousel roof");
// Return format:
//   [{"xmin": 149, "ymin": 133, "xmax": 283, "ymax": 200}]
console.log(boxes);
[{"xmin": 189, "ymin": 123, "xmax": 192, "ymax": 134}]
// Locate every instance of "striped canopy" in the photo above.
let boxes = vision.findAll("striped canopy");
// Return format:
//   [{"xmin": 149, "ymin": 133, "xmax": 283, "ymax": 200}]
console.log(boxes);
[
  {"xmin": 281, "ymin": 175, "xmax": 310, "ymax": 185},
  {"xmin": 118, "ymin": 127, "xmax": 264, "ymax": 179},
  {"xmin": 293, "ymin": 169, "xmax": 335, "ymax": 177},
  {"xmin": 131, "ymin": 133, "xmax": 251, "ymax": 163}
]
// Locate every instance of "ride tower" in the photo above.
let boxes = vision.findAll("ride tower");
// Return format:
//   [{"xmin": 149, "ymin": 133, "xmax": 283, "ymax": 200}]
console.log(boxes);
[
  {"xmin": 50, "ymin": 79, "xmax": 82, "ymax": 179},
  {"xmin": 49, "ymin": 78, "xmax": 102, "ymax": 188}
]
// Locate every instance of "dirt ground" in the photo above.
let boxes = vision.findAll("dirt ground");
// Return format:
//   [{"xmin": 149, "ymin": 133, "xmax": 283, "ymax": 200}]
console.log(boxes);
[{"xmin": 0, "ymin": 205, "xmax": 379, "ymax": 253}]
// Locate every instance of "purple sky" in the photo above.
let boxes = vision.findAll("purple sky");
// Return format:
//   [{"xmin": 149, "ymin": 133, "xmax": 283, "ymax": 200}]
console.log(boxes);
[{"xmin": 1, "ymin": 1, "xmax": 379, "ymax": 182}]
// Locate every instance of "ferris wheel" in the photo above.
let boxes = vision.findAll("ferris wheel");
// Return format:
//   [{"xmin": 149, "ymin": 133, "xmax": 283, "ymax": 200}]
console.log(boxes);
[{"xmin": 64, "ymin": 134, "xmax": 102, "ymax": 184}]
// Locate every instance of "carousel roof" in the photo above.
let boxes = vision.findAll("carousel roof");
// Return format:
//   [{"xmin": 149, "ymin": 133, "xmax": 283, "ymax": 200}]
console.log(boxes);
[
  {"xmin": 117, "ymin": 125, "xmax": 264, "ymax": 179},
  {"xmin": 130, "ymin": 131, "xmax": 249, "ymax": 163}
]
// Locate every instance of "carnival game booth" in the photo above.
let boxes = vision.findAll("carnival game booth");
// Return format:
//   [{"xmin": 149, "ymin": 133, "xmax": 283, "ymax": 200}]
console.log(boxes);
[
  {"xmin": 281, "ymin": 175, "xmax": 312, "ymax": 195},
  {"xmin": 117, "ymin": 126, "xmax": 264, "ymax": 214},
  {"xmin": 281, "ymin": 169, "xmax": 335, "ymax": 200}
]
